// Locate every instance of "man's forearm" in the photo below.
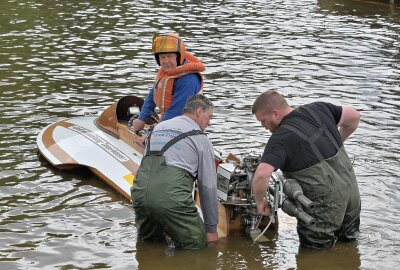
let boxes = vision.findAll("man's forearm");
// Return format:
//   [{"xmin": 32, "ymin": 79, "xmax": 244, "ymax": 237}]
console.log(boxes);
[
  {"xmin": 253, "ymin": 173, "xmax": 269, "ymax": 205},
  {"xmin": 200, "ymin": 186, "xmax": 218, "ymax": 233}
]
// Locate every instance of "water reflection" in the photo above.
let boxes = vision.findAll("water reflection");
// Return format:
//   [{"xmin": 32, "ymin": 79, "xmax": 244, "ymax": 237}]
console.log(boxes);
[
  {"xmin": 136, "ymin": 241, "xmax": 218, "ymax": 270},
  {"xmin": 296, "ymin": 241, "xmax": 361, "ymax": 270},
  {"xmin": 318, "ymin": 0, "xmax": 400, "ymax": 17}
]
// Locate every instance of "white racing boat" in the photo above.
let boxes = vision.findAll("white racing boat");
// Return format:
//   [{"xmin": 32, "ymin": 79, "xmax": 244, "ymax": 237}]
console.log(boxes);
[
  {"xmin": 37, "ymin": 96, "xmax": 315, "ymax": 240},
  {"xmin": 37, "ymin": 96, "xmax": 155, "ymax": 201}
]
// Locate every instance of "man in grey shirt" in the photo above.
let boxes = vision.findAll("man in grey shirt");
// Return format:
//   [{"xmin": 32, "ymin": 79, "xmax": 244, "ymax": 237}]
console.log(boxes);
[{"xmin": 131, "ymin": 94, "xmax": 218, "ymax": 249}]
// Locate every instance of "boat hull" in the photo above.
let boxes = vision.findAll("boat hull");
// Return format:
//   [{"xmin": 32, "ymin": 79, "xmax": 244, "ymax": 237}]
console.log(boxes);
[{"xmin": 37, "ymin": 116, "xmax": 142, "ymax": 200}]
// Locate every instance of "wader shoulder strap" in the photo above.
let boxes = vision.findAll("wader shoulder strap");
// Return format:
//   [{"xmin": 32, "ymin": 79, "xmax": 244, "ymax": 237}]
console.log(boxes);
[
  {"xmin": 281, "ymin": 123, "xmax": 325, "ymax": 162},
  {"xmin": 302, "ymin": 106, "xmax": 340, "ymax": 151},
  {"xmin": 145, "ymin": 130, "xmax": 204, "ymax": 156},
  {"xmin": 281, "ymin": 105, "xmax": 340, "ymax": 162},
  {"xmin": 145, "ymin": 131, "xmax": 153, "ymax": 154}
]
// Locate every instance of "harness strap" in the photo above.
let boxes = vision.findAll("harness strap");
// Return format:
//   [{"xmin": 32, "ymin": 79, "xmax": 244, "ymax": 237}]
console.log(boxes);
[
  {"xmin": 302, "ymin": 106, "xmax": 340, "ymax": 151},
  {"xmin": 282, "ymin": 123, "xmax": 325, "ymax": 162},
  {"xmin": 145, "ymin": 129, "xmax": 204, "ymax": 156},
  {"xmin": 281, "ymin": 105, "xmax": 340, "ymax": 162}
]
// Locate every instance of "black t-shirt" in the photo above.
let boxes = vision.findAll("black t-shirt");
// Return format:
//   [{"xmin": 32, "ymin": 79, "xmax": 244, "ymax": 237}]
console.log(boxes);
[{"xmin": 261, "ymin": 102, "xmax": 343, "ymax": 172}]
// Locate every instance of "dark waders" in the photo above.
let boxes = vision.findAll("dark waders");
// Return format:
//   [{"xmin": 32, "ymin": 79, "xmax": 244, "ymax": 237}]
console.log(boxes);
[
  {"xmin": 282, "ymin": 106, "xmax": 361, "ymax": 249},
  {"xmin": 131, "ymin": 130, "xmax": 207, "ymax": 249}
]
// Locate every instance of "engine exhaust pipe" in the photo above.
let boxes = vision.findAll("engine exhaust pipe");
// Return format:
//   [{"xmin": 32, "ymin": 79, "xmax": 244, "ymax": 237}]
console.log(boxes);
[
  {"xmin": 283, "ymin": 178, "xmax": 315, "ymax": 210},
  {"xmin": 281, "ymin": 198, "xmax": 316, "ymax": 227}
]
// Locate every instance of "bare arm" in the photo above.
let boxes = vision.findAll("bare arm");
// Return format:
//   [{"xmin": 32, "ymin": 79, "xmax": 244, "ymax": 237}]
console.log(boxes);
[
  {"xmin": 337, "ymin": 106, "xmax": 361, "ymax": 142},
  {"xmin": 252, "ymin": 162, "xmax": 275, "ymax": 216}
]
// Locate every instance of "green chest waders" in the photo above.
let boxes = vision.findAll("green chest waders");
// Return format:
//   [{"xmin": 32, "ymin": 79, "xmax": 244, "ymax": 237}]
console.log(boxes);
[
  {"xmin": 131, "ymin": 130, "xmax": 208, "ymax": 249},
  {"xmin": 282, "ymin": 106, "xmax": 361, "ymax": 249}
]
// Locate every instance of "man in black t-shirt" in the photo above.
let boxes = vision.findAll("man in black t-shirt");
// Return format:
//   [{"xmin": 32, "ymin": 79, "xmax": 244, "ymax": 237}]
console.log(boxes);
[{"xmin": 252, "ymin": 90, "xmax": 361, "ymax": 249}]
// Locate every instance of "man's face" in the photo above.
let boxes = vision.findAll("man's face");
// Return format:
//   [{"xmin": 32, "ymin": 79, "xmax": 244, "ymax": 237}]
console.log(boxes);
[
  {"xmin": 197, "ymin": 108, "xmax": 213, "ymax": 131},
  {"xmin": 255, "ymin": 110, "xmax": 279, "ymax": 133},
  {"xmin": 159, "ymin": 53, "xmax": 178, "ymax": 71}
]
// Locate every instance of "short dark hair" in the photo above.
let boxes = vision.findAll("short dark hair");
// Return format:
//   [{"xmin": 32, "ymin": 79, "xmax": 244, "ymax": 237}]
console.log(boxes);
[
  {"xmin": 252, "ymin": 90, "xmax": 289, "ymax": 114},
  {"xmin": 183, "ymin": 94, "xmax": 214, "ymax": 113}
]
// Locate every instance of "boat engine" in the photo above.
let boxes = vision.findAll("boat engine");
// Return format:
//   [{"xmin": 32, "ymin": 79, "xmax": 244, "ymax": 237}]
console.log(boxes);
[
  {"xmin": 216, "ymin": 153, "xmax": 316, "ymax": 239},
  {"xmin": 216, "ymin": 153, "xmax": 275, "ymax": 237},
  {"xmin": 216, "ymin": 154, "xmax": 260, "ymax": 203}
]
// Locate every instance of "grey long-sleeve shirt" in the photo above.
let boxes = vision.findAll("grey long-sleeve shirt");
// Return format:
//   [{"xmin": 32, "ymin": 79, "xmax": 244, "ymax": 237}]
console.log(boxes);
[{"xmin": 146, "ymin": 115, "xmax": 218, "ymax": 233}]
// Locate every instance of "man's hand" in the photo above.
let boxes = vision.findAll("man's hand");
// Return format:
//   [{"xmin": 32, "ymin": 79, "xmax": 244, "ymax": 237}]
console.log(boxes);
[
  {"xmin": 206, "ymin": 232, "xmax": 218, "ymax": 246},
  {"xmin": 256, "ymin": 198, "xmax": 271, "ymax": 216},
  {"xmin": 135, "ymin": 135, "xmax": 146, "ymax": 147},
  {"xmin": 131, "ymin": 119, "xmax": 146, "ymax": 133}
]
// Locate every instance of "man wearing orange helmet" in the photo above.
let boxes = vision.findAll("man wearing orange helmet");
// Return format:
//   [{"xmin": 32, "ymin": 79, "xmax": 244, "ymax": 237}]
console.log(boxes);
[{"xmin": 131, "ymin": 33, "xmax": 205, "ymax": 132}]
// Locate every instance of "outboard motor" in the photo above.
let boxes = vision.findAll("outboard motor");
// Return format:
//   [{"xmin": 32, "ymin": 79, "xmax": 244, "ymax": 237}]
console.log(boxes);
[
  {"xmin": 215, "ymin": 152, "xmax": 316, "ymax": 241},
  {"xmin": 216, "ymin": 154, "xmax": 275, "ymax": 241}
]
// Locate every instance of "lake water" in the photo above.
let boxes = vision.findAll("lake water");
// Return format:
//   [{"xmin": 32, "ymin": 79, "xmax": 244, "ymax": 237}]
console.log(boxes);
[{"xmin": 1, "ymin": 0, "xmax": 399, "ymax": 269}]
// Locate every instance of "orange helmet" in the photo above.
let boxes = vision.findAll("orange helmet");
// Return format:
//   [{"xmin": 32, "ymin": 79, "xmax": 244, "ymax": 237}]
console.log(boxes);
[{"xmin": 152, "ymin": 33, "xmax": 186, "ymax": 66}]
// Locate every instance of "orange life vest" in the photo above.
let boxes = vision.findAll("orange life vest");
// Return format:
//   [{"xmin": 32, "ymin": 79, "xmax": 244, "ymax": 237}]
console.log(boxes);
[{"xmin": 153, "ymin": 52, "xmax": 204, "ymax": 114}]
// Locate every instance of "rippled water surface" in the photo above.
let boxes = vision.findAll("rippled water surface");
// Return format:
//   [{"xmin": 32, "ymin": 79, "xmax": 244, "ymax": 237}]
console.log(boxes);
[{"xmin": 1, "ymin": 0, "xmax": 399, "ymax": 269}]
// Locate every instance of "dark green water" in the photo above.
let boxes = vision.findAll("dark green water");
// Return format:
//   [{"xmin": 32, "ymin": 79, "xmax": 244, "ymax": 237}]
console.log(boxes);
[{"xmin": 1, "ymin": 0, "xmax": 399, "ymax": 269}]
